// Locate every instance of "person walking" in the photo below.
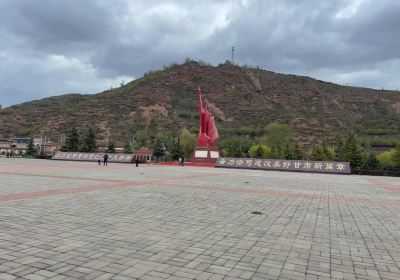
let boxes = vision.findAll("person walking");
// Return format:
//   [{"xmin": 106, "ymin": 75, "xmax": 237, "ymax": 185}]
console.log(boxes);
[
  {"xmin": 97, "ymin": 154, "xmax": 102, "ymax": 166},
  {"xmin": 135, "ymin": 158, "xmax": 139, "ymax": 167},
  {"xmin": 103, "ymin": 153, "xmax": 109, "ymax": 166}
]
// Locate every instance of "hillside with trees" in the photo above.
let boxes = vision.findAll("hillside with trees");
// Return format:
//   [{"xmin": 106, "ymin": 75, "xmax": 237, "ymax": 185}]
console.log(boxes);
[{"xmin": 1, "ymin": 60, "xmax": 400, "ymax": 163}]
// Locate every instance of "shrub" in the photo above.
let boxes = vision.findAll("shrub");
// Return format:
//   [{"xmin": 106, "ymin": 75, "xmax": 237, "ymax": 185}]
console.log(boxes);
[
  {"xmin": 249, "ymin": 144, "xmax": 271, "ymax": 158},
  {"xmin": 377, "ymin": 150, "xmax": 395, "ymax": 168}
]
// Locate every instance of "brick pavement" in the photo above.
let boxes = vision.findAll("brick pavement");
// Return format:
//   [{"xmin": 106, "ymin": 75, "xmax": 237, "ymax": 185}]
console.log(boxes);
[{"xmin": 0, "ymin": 158, "xmax": 400, "ymax": 279}]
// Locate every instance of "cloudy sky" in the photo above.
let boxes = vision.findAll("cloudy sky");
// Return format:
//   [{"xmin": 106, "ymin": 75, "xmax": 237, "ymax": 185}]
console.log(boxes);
[{"xmin": 0, "ymin": 0, "xmax": 399, "ymax": 107}]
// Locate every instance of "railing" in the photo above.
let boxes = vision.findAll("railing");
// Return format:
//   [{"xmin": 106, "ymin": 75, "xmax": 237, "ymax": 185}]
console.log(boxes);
[{"xmin": 351, "ymin": 168, "xmax": 400, "ymax": 177}]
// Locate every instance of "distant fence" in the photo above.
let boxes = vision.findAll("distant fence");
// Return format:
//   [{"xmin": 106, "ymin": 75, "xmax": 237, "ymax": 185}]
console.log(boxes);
[{"xmin": 351, "ymin": 169, "xmax": 400, "ymax": 177}]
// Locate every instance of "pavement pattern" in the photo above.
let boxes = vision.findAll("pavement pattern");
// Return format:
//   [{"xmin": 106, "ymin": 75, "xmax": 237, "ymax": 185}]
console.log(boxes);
[{"xmin": 0, "ymin": 158, "xmax": 400, "ymax": 280}]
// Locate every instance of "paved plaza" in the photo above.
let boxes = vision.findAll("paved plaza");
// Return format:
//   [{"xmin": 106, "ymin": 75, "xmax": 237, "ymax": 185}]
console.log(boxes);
[{"xmin": 0, "ymin": 159, "xmax": 400, "ymax": 280}]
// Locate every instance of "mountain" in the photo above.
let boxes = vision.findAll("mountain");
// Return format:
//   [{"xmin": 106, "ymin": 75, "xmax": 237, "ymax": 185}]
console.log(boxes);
[{"xmin": 1, "ymin": 60, "xmax": 400, "ymax": 150}]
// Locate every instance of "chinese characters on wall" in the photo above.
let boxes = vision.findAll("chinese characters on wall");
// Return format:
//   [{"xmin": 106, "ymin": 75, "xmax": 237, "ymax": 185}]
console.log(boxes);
[
  {"xmin": 52, "ymin": 152, "xmax": 134, "ymax": 163},
  {"xmin": 215, "ymin": 157, "xmax": 351, "ymax": 174}
]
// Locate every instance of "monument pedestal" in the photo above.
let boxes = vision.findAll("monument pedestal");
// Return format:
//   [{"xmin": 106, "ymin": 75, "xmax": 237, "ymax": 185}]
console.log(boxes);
[{"xmin": 192, "ymin": 145, "xmax": 220, "ymax": 163}]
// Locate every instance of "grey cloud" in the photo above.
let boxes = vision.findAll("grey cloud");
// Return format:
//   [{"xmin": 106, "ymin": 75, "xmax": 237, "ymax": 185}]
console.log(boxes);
[
  {"xmin": 0, "ymin": 0, "xmax": 116, "ymax": 51},
  {"xmin": 212, "ymin": 0, "xmax": 400, "ymax": 72},
  {"xmin": 0, "ymin": 0, "xmax": 399, "ymax": 107},
  {"xmin": 347, "ymin": 1, "xmax": 400, "ymax": 59}
]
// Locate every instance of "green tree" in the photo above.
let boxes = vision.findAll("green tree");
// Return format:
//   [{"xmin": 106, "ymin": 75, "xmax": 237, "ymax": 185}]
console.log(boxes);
[
  {"xmin": 152, "ymin": 136, "xmax": 165, "ymax": 162},
  {"xmin": 123, "ymin": 139, "xmax": 132, "ymax": 153},
  {"xmin": 362, "ymin": 152, "xmax": 380, "ymax": 170},
  {"xmin": 283, "ymin": 143, "xmax": 294, "ymax": 160},
  {"xmin": 264, "ymin": 122, "xmax": 302, "ymax": 159},
  {"xmin": 26, "ymin": 137, "xmax": 37, "ymax": 157},
  {"xmin": 265, "ymin": 122, "xmax": 291, "ymax": 146},
  {"xmin": 335, "ymin": 139, "xmax": 346, "ymax": 161},
  {"xmin": 249, "ymin": 144, "xmax": 271, "ymax": 158},
  {"xmin": 61, "ymin": 127, "xmax": 79, "ymax": 152},
  {"xmin": 343, "ymin": 133, "xmax": 363, "ymax": 168},
  {"xmin": 217, "ymin": 137, "xmax": 253, "ymax": 157},
  {"xmin": 238, "ymin": 138, "xmax": 252, "ymax": 157},
  {"xmin": 149, "ymin": 116, "xmax": 157, "ymax": 132},
  {"xmin": 321, "ymin": 139, "xmax": 335, "ymax": 160},
  {"xmin": 107, "ymin": 141, "xmax": 116, "ymax": 153},
  {"xmin": 393, "ymin": 142, "xmax": 400, "ymax": 169},
  {"xmin": 270, "ymin": 146, "xmax": 280, "ymax": 159},
  {"xmin": 180, "ymin": 129, "xmax": 196, "ymax": 160},
  {"xmin": 220, "ymin": 148, "xmax": 230, "ymax": 157},
  {"xmin": 255, "ymin": 145, "xmax": 264, "ymax": 158},
  {"xmin": 170, "ymin": 137, "xmax": 183, "ymax": 160},
  {"xmin": 311, "ymin": 140, "xmax": 335, "ymax": 161},
  {"xmin": 135, "ymin": 130, "xmax": 148, "ymax": 148},
  {"xmin": 292, "ymin": 142, "xmax": 303, "ymax": 160},
  {"xmin": 377, "ymin": 150, "xmax": 395, "ymax": 168},
  {"xmin": 310, "ymin": 146, "xmax": 324, "ymax": 161},
  {"xmin": 80, "ymin": 127, "xmax": 97, "ymax": 152},
  {"xmin": 231, "ymin": 143, "xmax": 242, "ymax": 157}
]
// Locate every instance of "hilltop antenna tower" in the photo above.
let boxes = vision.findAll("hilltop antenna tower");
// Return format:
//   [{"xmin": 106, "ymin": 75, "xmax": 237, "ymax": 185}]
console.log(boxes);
[{"xmin": 231, "ymin": 46, "xmax": 235, "ymax": 64}]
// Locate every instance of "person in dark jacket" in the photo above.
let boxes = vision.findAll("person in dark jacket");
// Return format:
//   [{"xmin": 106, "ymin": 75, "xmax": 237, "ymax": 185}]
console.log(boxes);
[{"xmin": 103, "ymin": 153, "xmax": 108, "ymax": 166}]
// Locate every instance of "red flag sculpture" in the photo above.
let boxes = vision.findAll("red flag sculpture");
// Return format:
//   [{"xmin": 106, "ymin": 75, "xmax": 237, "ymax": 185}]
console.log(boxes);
[{"xmin": 196, "ymin": 85, "xmax": 219, "ymax": 146}]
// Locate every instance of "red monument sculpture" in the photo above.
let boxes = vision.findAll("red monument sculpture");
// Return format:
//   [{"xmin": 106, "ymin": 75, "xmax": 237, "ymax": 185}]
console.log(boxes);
[{"xmin": 192, "ymin": 86, "xmax": 220, "ymax": 163}]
